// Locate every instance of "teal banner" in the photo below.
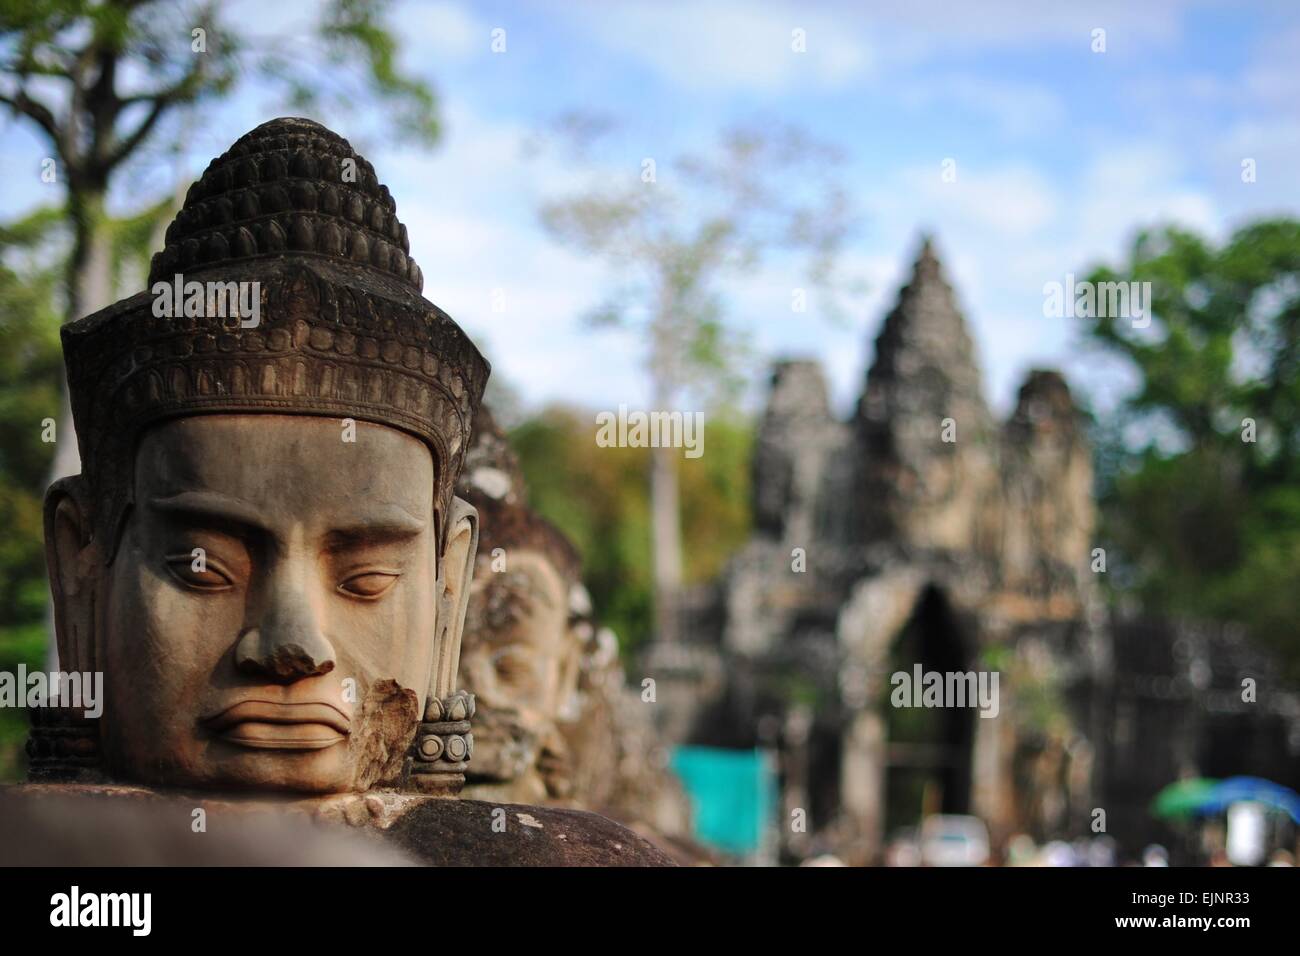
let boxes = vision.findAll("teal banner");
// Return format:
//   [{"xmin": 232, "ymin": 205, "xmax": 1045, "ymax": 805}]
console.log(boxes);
[{"xmin": 670, "ymin": 746, "xmax": 776, "ymax": 856}]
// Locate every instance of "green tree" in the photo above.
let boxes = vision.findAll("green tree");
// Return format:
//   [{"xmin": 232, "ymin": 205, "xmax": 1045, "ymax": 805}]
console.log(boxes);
[
  {"xmin": 510, "ymin": 405, "xmax": 753, "ymax": 653},
  {"xmin": 538, "ymin": 120, "xmax": 860, "ymax": 643},
  {"xmin": 1083, "ymin": 219, "xmax": 1300, "ymax": 675},
  {"xmin": 0, "ymin": 206, "xmax": 64, "ymax": 777},
  {"xmin": 0, "ymin": 196, "xmax": 176, "ymax": 776},
  {"xmin": 2, "ymin": 0, "xmax": 439, "ymax": 326}
]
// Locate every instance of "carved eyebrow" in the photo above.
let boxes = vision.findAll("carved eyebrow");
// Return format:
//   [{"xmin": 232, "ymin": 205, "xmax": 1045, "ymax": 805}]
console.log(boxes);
[
  {"xmin": 148, "ymin": 494, "xmax": 428, "ymax": 550},
  {"xmin": 147, "ymin": 492, "xmax": 271, "ymax": 539},
  {"xmin": 322, "ymin": 502, "xmax": 429, "ymax": 551},
  {"xmin": 322, "ymin": 522, "xmax": 425, "ymax": 552}
]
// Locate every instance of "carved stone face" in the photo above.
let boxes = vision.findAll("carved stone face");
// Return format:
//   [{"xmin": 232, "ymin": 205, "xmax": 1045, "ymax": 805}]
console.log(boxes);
[
  {"xmin": 460, "ymin": 549, "xmax": 577, "ymax": 787},
  {"xmin": 47, "ymin": 414, "xmax": 477, "ymax": 794}
]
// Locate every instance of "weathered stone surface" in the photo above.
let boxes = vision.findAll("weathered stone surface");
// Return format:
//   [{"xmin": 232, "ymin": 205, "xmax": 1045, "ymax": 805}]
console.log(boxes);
[
  {"xmin": 752, "ymin": 359, "xmax": 847, "ymax": 544},
  {"xmin": 654, "ymin": 235, "xmax": 1300, "ymax": 864},
  {"xmin": 564, "ymin": 627, "xmax": 692, "ymax": 838},
  {"xmin": 857, "ymin": 237, "xmax": 999, "ymax": 553},
  {"xmin": 0, "ymin": 785, "xmax": 417, "ymax": 866},
  {"xmin": 995, "ymin": 369, "xmax": 1095, "ymax": 617},
  {"xmin": 457, "ymin": 404, "xmax": 583, "ymax": 804},
  {"xmin": 383, "ymin": 797, "xmax": 676, "ymax": 866},
  {"xmin": 1, "ymin": 784, "xmax": 676, "ymax": 867},
  {"xmin": 40, "ymin": 118, "xmax": 488, "ymax": 795}
]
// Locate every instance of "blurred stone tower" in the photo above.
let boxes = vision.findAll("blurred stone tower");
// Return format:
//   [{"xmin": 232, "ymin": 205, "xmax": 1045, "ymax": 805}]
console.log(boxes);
[
  {"xmin": 857, "ymin": 238, "xmax": 1001, "ymax": 554},
  {"xmin": 996, "ymin": 369, "xmax": 1096, "ymax": 618},
  {"xmin": 648, "ymin": 237, "xmax": 1108, "ymax": 864}
]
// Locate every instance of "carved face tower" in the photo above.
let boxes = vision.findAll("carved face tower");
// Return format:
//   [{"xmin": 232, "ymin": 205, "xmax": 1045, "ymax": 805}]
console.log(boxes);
[{"xmin": 40, "ymin": 118, "xmax": 489, "ymax": 795}]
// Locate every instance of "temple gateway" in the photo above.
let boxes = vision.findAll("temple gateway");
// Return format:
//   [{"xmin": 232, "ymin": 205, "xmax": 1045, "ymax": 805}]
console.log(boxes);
[{"xmin": 642, "ymin": 240, "xmax": 1300, "ymax": 864}]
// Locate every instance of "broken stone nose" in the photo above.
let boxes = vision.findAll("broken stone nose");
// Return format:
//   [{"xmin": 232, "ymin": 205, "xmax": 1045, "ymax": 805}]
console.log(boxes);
[{"xmin": 234, "ymin": 626, "xmax": 336, "ymax": 683}]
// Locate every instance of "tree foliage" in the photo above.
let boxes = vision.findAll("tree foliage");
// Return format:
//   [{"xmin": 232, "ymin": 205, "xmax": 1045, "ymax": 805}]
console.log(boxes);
[
  {"xmin": 1084, "ymin": 219, "xmax": 1300, "ymax": 675},
  {"xmin": 1, "ymin": 0, "xmax": 441, "ymax": 320},
  {"xmin": 0, "ymin": 206, "xmax": 64, "ymax": 777},
  {"xmin": 538, "ymin": 121, "xmax": 861, "ymax": 406}
]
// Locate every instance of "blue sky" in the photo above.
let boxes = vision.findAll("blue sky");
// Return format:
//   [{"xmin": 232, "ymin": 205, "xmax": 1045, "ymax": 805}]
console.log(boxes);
[{"xmin": 3, "ymin": 0, "xmax": 1298, "ymax": 418}]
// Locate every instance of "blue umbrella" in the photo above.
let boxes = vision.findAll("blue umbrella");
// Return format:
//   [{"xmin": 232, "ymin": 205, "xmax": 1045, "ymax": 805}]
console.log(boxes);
[{"xmin": 1202, "ymin": 776, "xmax": 1300, "ymax": 824}]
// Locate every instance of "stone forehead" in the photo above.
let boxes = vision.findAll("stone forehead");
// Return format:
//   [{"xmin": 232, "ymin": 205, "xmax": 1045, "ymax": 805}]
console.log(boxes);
[{"xmin": 135, "ymin": 414, "xmax": 436, "ymax": 510}]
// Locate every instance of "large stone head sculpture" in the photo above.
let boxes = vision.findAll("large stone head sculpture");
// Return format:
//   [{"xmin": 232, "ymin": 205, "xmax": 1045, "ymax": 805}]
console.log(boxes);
[
  {"xmin": 455, "ymin": 408, "xmax": 583, "ymax": 801},
  {"xmin": 39, "ymin": 118, "xmax": 488, "ymax": 795}
]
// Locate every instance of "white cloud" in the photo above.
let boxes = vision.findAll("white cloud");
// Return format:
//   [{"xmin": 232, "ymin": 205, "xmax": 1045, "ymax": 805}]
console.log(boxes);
[
  {"xmin": 1074, "ymin": 145, "xmax": 1219, "ymax": 246},
  {"xmin": 369, "ymin": 96, "xmax": 653, "ymax": 409},
  {"xmin": 394, "ymin": 0, "xmax": 490, "ymax": 63},
  {"xmin": 893, "ymin": 161, "xmax": 1061, "ymax": 237},
  {"xmin": 896, "ymin": 75, "xmax": 1066, "ymax": 137},
  {"xmin": 560, "ymin": 0, "xmax": 873, "ymax": 92},
  {"xmin": 558, "ymin": 0, "xmax": 1185, "ymax": 93}
]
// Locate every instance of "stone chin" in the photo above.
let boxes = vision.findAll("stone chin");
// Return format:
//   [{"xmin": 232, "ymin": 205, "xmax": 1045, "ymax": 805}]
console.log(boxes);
[{"xmin": 164, "ymin": 740, "xmax": 360, "ymax": 795}]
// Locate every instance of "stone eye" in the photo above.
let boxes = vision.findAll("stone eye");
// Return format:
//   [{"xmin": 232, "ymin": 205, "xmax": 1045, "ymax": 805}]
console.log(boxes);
[
  {"xmin": 166, "ymin": 555, "xmax": 234, "ymax": 591},
  {"xmin": 338, "ymin": 571, "xmax": 400, "ymax": 599}
]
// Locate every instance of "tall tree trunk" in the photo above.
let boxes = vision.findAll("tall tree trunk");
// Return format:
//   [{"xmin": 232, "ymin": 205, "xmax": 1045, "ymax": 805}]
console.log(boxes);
[
  {"xmin": 67, "ymin": 188, "xmax": 115, "ymax": 323},
  {"xmin": 45, "ymin": 187, "xmax": 112, "ymax": 668},
  {"xmin": 650, "ymin": 385, "xmax": 683, "ymax": 645},
  {"xmin": 650, "ymin": 325, "xmax": 691, "ymax": 647}
]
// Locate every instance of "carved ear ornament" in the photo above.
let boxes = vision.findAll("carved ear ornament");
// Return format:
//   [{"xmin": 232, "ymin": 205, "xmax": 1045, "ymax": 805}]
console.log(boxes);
[{"xmin": 400, "ymin": 690, "xmax": 476, "ymax": 794}]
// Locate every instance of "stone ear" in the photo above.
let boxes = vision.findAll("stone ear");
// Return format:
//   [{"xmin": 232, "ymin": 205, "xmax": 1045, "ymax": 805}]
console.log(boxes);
[
  {"xmin": 44, "ymin": 476, "xmax": 100, "ymax": 674},
  {"xmin": 431, "ymin": 495, "xmax": 478, "ymax": 701}
]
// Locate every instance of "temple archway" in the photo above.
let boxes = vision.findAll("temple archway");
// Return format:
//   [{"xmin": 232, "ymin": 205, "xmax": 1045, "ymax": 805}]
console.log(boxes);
[
  {"xmin": 880, "ymin": 585, "xmax": 975, "ymax": 833},
  {"xmin": 835, "ymin": 572, "xmax": 982, "ymax": 862}
]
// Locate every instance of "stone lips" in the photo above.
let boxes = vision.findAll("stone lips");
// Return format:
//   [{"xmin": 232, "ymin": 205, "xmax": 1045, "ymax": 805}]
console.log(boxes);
[
  {"xmin": 63, "ymin": 259, "xmax": 489, "ymax": 559},
  {"xmin": 149, "ymin": 117, "xmax": 423, "ymax": 293}
]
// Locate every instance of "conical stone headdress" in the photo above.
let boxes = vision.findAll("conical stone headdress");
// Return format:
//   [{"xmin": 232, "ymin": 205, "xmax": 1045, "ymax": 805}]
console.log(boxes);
[{"xmin": 62, "ymin": 117, "xmax": 490, "ymax": 554}]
